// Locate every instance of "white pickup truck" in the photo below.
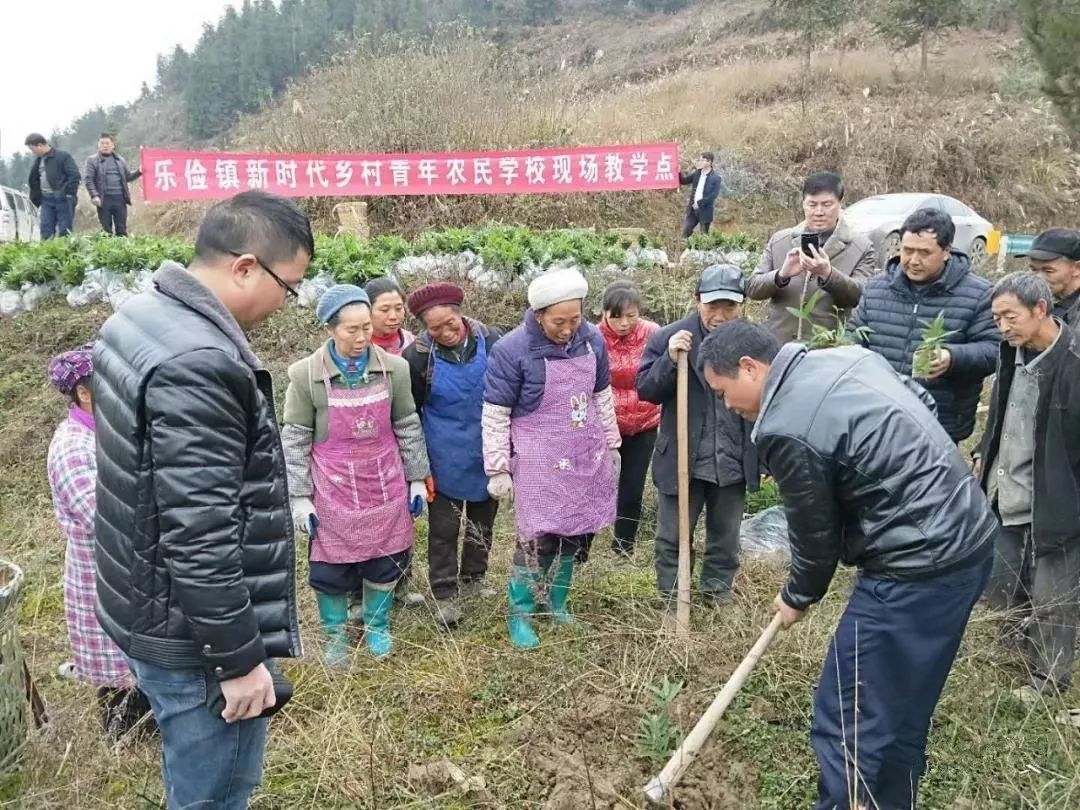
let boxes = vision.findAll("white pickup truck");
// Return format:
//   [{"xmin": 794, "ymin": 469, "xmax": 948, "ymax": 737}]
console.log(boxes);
[{"xmin": 0, "ymin": 185, "xmax": 41, "ymax": 242}]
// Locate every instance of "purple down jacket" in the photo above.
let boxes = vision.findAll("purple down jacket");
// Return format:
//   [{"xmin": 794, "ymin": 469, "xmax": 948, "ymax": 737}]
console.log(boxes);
[{"xmin": 483, "ymin": 310, "xmax": 610, "ymax": 417}]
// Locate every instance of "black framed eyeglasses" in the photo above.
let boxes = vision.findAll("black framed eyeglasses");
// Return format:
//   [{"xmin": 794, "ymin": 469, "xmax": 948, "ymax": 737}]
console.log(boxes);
[{"xmin": 226, "ymin": 250, "xmax": 300, "ymax": 299}]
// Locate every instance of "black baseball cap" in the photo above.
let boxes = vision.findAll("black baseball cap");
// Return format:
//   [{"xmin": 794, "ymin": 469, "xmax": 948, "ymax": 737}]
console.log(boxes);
[
  {"xmin": 1023, "ymin": 228, "xmax": 1080, "ymax": 262},
  {"xmin": 697, "ymin": 263, "xmax": 745, "ymax": 304}
]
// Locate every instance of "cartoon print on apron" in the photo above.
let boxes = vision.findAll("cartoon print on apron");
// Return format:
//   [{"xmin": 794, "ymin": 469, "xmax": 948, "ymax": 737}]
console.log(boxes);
[{"xmin": 509, "ymin": 345, "xmax": 616, "ymax": 544}]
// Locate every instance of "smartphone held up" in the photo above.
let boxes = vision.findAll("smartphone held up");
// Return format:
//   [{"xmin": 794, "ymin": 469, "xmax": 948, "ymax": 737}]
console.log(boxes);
[{"xmin": 800, "ymin": 232, "xmax": 822, "ymax": 257}]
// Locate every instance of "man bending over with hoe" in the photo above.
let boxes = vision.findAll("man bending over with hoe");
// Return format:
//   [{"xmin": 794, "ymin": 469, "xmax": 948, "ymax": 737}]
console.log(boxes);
[{"xmin": 699, "ymin": 319, "xmax": 997, "ymax": 810}]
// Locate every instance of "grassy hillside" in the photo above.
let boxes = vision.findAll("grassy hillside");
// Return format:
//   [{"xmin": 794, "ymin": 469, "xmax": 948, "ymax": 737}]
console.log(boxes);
[
  {"xmin": 5, "ymin": 9, "xmax": 1080, "ymax": 802},
  {"xmin": 2, "ymin": 269, "xmax": 1078, "ymax": 807},
  {"xmin": 115, "ymin": 2, "xmax": 1078, "ymax": 241}
]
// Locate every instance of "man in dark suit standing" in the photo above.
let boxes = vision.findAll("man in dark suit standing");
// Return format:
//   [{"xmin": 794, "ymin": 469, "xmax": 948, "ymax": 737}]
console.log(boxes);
[
  {"xmin": 678, "ymin": 151, "xmax": 721, "ymax": 238},
  {"xmin": 25, "ymin": 133, "xmax": 81, "ymax": 239}
]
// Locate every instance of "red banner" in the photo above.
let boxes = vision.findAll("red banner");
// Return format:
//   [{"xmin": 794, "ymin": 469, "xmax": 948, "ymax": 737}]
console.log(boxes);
[{"xmin": 140, "ymin": 143, "xmax": 680, "ymax": 202}]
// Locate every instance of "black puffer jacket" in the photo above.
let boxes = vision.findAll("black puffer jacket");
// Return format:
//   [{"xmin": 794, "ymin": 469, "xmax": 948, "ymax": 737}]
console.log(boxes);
[
  {"xmin": 94, "ymin": 262, "xmax": 301, "ymax": 681},
  {"xmin": 755, "ymin": 344, "xmax": 996, "ymax": 611},
  {"xmin": 847, "ymin": 252, "xmax": 998, "ymax": 442}
]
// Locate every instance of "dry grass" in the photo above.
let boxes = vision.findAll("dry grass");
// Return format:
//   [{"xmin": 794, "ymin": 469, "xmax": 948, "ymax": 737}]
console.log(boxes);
[
  {"xmin": 81, "ymin": 25, "xmax": 1061, "ymax": 251},
  {"xmin": 577, "ymin": 35, "xmax": 1078, "ymax": 228},
  {"xmin": 2, "ymin": 280, "xmax": 1079, "ymax": 808},
  {"xmin": 109, "ymin": 5, "xmax": 1074, "ymax": 242}
]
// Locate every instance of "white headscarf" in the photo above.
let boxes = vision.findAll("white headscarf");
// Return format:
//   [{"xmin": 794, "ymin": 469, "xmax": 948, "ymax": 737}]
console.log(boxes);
[{"xmin": 527, "ymin": 268, "xmax": 589, "ymax": 310}]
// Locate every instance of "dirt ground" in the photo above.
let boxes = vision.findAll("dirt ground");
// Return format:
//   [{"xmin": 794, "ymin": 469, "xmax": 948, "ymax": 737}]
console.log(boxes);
[{"xmin": 1, "ymin": 299, "xmax": 1078, "ymax": 808}]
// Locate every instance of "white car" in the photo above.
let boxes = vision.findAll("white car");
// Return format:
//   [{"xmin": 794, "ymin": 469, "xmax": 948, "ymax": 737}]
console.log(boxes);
[
  {"xmin": 0, "ymin": 185, "xmax": 40, "ymax": 243},
  {"xmin": 844, "ymin": 192, "xmax": 992, "ymax": 268}
]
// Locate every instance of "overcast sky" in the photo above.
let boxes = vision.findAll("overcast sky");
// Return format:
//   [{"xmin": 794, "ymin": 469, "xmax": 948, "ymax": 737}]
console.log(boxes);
[{"xmin": 1, "ymin": 0, "xmax": 237, "ymax": 157}]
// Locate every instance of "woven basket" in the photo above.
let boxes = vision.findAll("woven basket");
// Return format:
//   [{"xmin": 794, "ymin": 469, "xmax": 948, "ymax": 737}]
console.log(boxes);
[{"xmin": 0, "ymin": 560, "xmax": 26, "ymax": 782}]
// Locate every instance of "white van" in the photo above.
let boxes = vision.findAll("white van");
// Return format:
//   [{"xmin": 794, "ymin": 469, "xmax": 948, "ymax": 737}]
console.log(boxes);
[{"xmin": 0, "ymin": 185, "xmax": 41, "ymax": 243}]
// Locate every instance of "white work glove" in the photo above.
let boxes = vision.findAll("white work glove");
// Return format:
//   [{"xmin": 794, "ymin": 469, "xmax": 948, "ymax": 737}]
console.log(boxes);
[
  {"xmin": 408, "ymin": 480, "xmax": 427, "ymax": 518},
  {"xmin": 609, "ymin": 448, "xmax": 622, "ymax": 480},
  {"xmin": 291, "ymin": 496, "xmax": 316, "ymax": 534},
  {"xmin": 487, "ymin": 472, "xmax": 514, "ymax": 502}
]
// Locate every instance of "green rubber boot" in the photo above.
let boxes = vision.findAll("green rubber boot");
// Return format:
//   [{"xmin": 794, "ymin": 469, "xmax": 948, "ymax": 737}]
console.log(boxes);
[
  {"xmin": 507, "ymin": 566, "xmax": 540, "ymax": 649},
  {"xmin": 547, "ymin": 554, "xmax": 576, "ymax": 625},
  {"xmin": 315, "ymin": 593, "xmax": 350, "ymax": 668},
  {"xmin": 362, "ymin": 581, "xmax": 396, "ymax": 658}
]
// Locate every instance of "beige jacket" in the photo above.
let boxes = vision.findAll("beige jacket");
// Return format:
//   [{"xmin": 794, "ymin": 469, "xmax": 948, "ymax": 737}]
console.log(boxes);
[{"xmin": 746, "ymin": 215, "xmax": 877, "ymax": 342}]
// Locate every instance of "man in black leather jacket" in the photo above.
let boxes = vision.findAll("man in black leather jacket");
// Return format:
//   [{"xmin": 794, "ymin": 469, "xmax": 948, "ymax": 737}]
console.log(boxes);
[
  {"xmin": 94, "ymin": 191, "xmax": 312, "ymax": 808},
  {"xmin": 700, "ymin": 320, "xmax": 996, "ymax": 810}
]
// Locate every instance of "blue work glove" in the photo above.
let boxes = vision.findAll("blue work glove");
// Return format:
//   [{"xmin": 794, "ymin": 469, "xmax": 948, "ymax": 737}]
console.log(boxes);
[{"xmin": 408, "ymin": 480, "xmax": 427, "ymax": 518}]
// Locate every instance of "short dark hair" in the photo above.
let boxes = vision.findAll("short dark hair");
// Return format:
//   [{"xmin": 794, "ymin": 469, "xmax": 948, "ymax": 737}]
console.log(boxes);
[
  {"xmin": 802, "ymin": 171, "xmax": 844, "ymax": 201},
  {"xmin": 699, "ymin": 320, "xmax": 780, "ymax": 377},
  {"xmin": 992, "ymin": 271, "xmax": 1053, "ymax": 309},
  {"xmin": 69, "ymin": 376, "xmax": 91, "ymax": 405},
  {"xmin": 900, "ymin": 207, "xmax": 955, "ymax": 249},
  {"xmin": 24, "ymin": 133, "xmax": 47, "ymax": 147},
  {"xmin": 194, "ymin": 191, "xmax": 315, "ymax": 266},
  {"xmin": 700, "ymin": 151, "xmax": 715, "ymax": 165},
  {"xmin": 364, "ymin": 277, "xmax": 406, "ymax": 305},
  {"xmin": 99, "ymin": 133, "xmax": 115, "ymax": 141},
  {"xmin": 601, "ymin": 281, "xmax": 642, "ymax": 318}
]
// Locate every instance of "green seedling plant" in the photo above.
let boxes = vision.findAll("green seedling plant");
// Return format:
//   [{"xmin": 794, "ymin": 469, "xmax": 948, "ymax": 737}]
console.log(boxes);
[
  {"xmin": 912, "ymin": 312, "xmax": 959, "ymax": 377},
  {"xmin": 0, "ymin": 227, "xmax": 691, "ymax": 292},
  {"xmin": 636, "ymin": 675, "xmax": 685, "ymax": 765},
  {"xmin": 787, "ymin": 294, "xmax": 872, "ymax": 348},
  {"xmin": 808, "ymin": 311, "xmax": 872, "ymax": 350},
  {"xmin": 786, "ymin": 289, "xmax": 823, "ymax": 342}
]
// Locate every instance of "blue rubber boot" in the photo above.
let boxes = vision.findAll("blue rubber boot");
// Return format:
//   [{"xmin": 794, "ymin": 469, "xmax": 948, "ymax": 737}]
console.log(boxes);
[
  {"xmin": 507, "ymin": 566, "xmax": 540, "ymax": 650},
  {"xmin": 315, "ymin": 593, "xmax": 350, "ymax": 668},
  {"xmin": 547, "ymin": 554, "xmax": 576, "ymax": 626},
  {"xmin": 362, "ymin": 581, "xmax": 396, "ymax": 658}
]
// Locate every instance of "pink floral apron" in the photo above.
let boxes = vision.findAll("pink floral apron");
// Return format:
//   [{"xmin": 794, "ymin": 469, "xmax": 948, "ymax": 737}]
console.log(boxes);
[
  {"xmin": 310, "ymin": 352, "xmax": 414, "ymax": 564},
  {"xmin": 510, "ymin": 347, "xmax": 616, "ymax": 542}
]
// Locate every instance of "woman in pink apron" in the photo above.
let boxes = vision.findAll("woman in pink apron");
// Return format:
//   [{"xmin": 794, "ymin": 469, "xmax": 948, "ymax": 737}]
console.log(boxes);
[
  {"xmin": 282, "ymin": 285, "xmax": 430, "ymax": 663},
  {"xmin": 482, "ymin": 268, "xmax": 621, "ymax": 649}
]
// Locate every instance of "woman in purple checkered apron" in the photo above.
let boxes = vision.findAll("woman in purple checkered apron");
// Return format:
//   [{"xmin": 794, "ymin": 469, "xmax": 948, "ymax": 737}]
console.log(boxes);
[
  {"xmin": 282, "ymin": 285, "xmax": 430, "ymax": 664},
  {"xmin": 482, "ymin": 269, "xmax": 621, "ymax": 649},
  {"xmin": 46, "ymin": 344, "xmax": 153, "ymax": 737}
]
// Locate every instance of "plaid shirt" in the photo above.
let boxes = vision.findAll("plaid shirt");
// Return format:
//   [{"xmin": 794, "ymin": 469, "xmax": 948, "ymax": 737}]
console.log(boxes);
[{"xmin": 47, "ymin": 408, "xmax": 132, "ymax": 688}]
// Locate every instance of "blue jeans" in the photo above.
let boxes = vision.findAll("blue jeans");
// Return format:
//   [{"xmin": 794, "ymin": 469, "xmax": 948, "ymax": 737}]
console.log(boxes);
[
  {"xmin": 126, "ymin": 657, "xmax": 267, "ymax": 810},
  {"xmin": 811, "ymin": 554, "xmax": 992, "ymax": 810},
  {"xmin": 40, "ymin": 195, "xmax": 74, "ymax": 239}
]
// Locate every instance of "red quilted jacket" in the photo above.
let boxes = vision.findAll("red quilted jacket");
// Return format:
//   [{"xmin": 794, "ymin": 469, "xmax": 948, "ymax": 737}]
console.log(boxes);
[{"xmin": 600, "ymin": 317, "xmax": 661, "ymax": 437}]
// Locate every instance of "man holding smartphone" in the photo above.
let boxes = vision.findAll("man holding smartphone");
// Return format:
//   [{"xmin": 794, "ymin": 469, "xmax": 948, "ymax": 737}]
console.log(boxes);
[
  {"xmin": 747, "ymin": 172, "xmax": 877, "ymax": 343},
  {"xmin": 93, "ymin": 192, "xmax": 309, "ymax": 808}
]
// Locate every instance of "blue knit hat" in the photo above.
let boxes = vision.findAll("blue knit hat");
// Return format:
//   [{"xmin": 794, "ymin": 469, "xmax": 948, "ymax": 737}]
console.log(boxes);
[{"xmin": 316, "ymin": 284, "xmax": 370, "ymax": 325}]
